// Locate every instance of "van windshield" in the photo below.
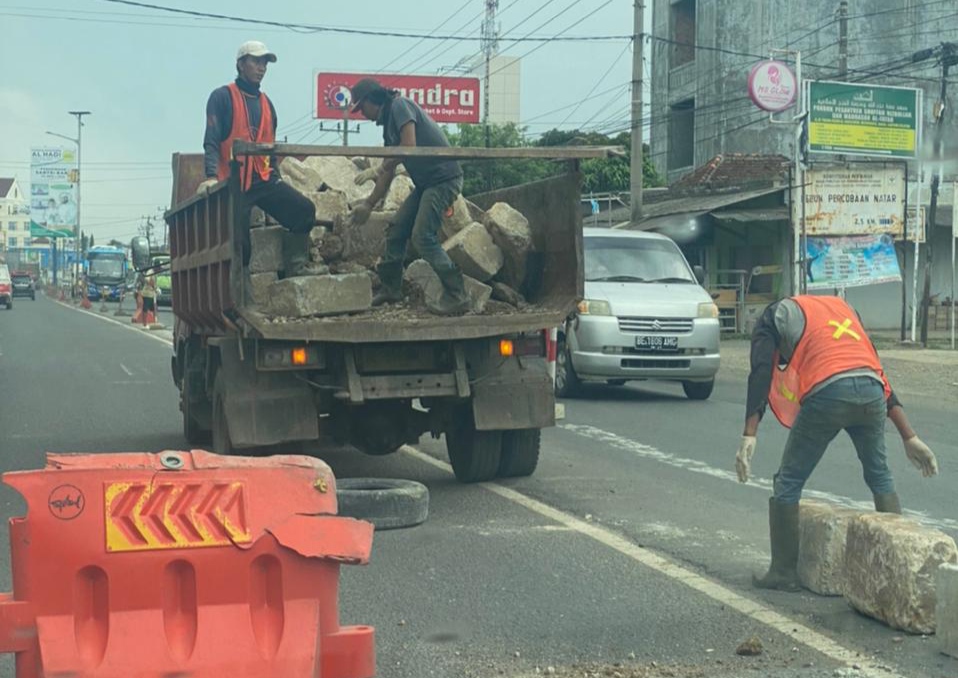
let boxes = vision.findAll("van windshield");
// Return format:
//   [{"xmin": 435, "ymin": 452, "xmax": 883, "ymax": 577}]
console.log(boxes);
[{"xmin": 584, "ymin": 237, "xmax": 696, "ymax": 284}]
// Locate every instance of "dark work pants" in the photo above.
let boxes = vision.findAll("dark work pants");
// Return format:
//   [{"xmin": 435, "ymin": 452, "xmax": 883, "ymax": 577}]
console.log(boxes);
[
  {"xmin": 245, "ymin": 179, "xmax": 316, "ymax": 234},
  {"xmin": 383, "ymin": 176, "xmax": 462, "ymax": 274}
]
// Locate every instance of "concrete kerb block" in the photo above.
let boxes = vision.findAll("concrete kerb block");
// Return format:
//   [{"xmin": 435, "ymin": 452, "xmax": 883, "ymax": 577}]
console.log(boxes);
[
  {"xmin": 268, "ymin": 274, "xmax": 373, "ymax": 318},
  {"xmin": 844, "ymin": 512, "xmax": 958, "ymax": 634},
  {"xmin": 938, "ymin": 563, "xmax": 958, "ymax": 658},
  {"xmin": 442, "ymin": 222, "xmax": 503, "ymax": 282},
  {"xmin": 798, "ymin": 500, "xmax": 863, "ymax": 596},
  {"xmin": 249, "ymin": 225, "xmax": 285, "ymax": 274},
  {"xmin": 404, "ymin": 260, "xmax": 491, "ymax": 314}
]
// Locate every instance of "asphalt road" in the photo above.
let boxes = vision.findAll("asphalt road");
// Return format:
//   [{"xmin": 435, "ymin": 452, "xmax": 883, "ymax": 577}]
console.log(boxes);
[{"xmin": 0, "ymin": 295, "xmax": 955, "ymax": 678}]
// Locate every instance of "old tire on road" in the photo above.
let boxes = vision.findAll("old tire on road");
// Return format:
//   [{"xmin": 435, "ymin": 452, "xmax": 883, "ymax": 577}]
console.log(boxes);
[
  {"xmin": 497, "ymin": 428, "xmax": 541, "ymax": 478},
  {"xmin": 336, "ymin": 478, "xmax": 429, "ymax": 530}
]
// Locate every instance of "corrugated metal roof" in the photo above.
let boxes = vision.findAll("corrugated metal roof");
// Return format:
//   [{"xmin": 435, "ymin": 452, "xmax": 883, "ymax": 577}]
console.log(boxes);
[{"xmin": 634, "ymin": 186, "xmax": 785, "ymax": 220}]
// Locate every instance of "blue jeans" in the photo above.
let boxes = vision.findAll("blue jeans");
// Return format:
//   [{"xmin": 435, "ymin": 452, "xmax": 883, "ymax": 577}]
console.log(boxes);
[
  {"xmin": 382, "ymin": 177, "xmax": 462, "ymax": 275},
  {"xmin": 773, "ymin": 376, "xmax": 896, "ymax": 504}
]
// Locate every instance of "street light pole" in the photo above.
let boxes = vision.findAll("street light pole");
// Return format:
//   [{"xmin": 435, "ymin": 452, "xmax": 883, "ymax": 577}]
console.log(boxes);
[{"xmin": 69, "ymin": 111, "xmax": 91, "ymax": 290}]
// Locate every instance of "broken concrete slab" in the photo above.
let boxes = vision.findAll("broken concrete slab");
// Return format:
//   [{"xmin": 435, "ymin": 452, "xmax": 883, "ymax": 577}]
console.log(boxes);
[
  {"xmin": 485, "ymin": 202, "xmax": 532, "ymax": 289},
  {"xmin": 937, "ymin": 563, "xmax": 958, "ymax": 658},
  {"xmin": 844, "ymin": 513, "xmax": 958, "ymax": 634},
  {"xmin": 249, "ymin": 225, "xmax": 285, "ymax": 273},
  {"xmin": 340, "ymin": 211, "xmax": 393, "ymax": 268},
  {"xmin": 330, "ymin": 261, "xmax": 370, "ymax": 276},
  {"xmin": 798, "ymin": 500, "xmax": 862, "ymax": 596},
  {"xmin": 250, "ymin": 272, "xmax": 278, "ymax": 307},
  {"xmin": 383, "ymin": 174, "xmax": 416, "ymax": 212},
  {"xmin": 279, "ymin": 157, "xmax": 324, "ymax": 196},
  {"xmin": 403, "ymin": 259, "xmax": 491, "ymax": 314},
  {"xmin": 491, "ymin": 281, "xmax": 524, "ymax": 307},
  {"xmin": 267, "ymin": 274, "xmax": 372, "ymax": 318},
  {"xmin": 442, "ymin": 222, "xmax": 503, "ymax": 282},
  {"xmin": 310, "ymin": 190, "xmax": 348, "ymax": 223},
  {"xmin": 441, "ymin": 195, "xmax": 476, "ymax": 241},
  {"xmin": 304, "ymin": 156, "xmax": 374, "ymax": 204}
]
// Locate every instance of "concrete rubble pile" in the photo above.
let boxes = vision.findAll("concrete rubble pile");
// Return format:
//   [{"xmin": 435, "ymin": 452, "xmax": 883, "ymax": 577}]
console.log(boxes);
[{"xmin": 244, "ymin": 156, "xmax": 535, "ymax": 319}]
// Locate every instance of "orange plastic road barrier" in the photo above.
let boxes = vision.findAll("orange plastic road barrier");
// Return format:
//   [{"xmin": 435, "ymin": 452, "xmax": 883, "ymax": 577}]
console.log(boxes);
[{"xmin": 0, "ymin": 450, "xmax": 375, "ymax": 678}]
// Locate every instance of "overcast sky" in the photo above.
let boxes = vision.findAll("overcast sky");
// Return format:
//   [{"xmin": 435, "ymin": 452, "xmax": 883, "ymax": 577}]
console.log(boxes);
[{"xmin": 0, "ymin": 1, "xmax": 649, "ymax": 243}]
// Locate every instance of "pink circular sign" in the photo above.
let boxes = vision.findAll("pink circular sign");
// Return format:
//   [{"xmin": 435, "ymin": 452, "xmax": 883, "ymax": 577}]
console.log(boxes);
[{"xmin": 747, "ymin": 60, "xmax": 797, "ymax": 112}]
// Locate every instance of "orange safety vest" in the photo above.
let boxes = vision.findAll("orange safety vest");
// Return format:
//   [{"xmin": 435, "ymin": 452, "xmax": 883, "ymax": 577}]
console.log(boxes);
[
  {"xmin": 768, "ymin": 296, "xmax": 890, "ymax": 428},
  {"xmin": 217, "ymin": 82, "xmax": 274, "ymax": 191}
]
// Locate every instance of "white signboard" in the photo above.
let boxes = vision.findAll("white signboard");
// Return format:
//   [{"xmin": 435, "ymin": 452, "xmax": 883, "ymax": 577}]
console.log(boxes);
[{"xmin": 803, "ymin": 167, "xmax": 906, "ymax": 236}]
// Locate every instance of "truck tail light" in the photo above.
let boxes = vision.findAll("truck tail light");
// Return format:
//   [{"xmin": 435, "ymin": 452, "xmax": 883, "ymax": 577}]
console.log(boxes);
[
  {"xmin": 291, "ymin": 347, "xmax": 308, "ymax": 366},
  {"xmin": 499, "ymin": 334, "xmax": 546, "ymax": 358}
]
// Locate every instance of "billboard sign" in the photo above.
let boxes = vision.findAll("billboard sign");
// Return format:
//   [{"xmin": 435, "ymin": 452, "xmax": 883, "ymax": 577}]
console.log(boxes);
[
  {"xmin": 806, "ymin": 234, "xmax": 902, "ymax": 290},
  {"xmin": 747, "ymin": 60, "xmax": 797, "ymax": 112},
  {"xmin": 30, "ymin": 147, "xmax": 78, "ymax": 232},
  {"xmin": 803, "ymin": 166, "xmax": 906, "ymax": 236},
  {"xmin": 315, "ymin": 72, "xmax": 481, "ymax": 124},
  {"xmin": 808, "ymin": 81, "xmax": 920, "ymax": 158}
]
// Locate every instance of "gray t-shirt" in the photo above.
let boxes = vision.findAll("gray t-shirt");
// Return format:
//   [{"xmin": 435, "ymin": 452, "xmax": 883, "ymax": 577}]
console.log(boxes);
[{"xmin": 381, "ymin": 96, "xmax": 462, "ymax": 189}]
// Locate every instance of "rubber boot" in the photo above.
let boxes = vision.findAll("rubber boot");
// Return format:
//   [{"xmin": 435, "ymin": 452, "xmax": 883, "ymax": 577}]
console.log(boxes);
[
  {"xmin": 283, "ymin": 232, "xmax": 323, "ymax": 277},
  {"xmin": 372, "ymin": 262, "xmax": 403, "ymax": 306},
  {"xmin": 430, "ymin": 266, "xmax": 471, "ymax": 316},
  {"xmin": 753, "ymin": 498, "xmax": 802, "ymax": 592},
  {"xmin": 873, "ymin": 492, "xmax": 902, "ymax": 514}
]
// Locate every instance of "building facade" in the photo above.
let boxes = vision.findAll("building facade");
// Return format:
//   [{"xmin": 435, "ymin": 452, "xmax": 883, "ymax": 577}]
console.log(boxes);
[
  {"xmin": 648, "ymin": 0, "xmax": 958, "ymax": 330},
  {"xmin": 0, "ymin": 178, "xmax": 33, "ymax": 258}
]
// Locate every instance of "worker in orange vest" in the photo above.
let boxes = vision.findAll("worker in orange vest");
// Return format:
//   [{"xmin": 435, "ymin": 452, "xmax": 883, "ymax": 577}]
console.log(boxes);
[
  {"xmin": 736, "ymin": 295, "xmax": 938, "ymax": 591},
  {"xmin": 197, "ymin": 41, "xmax": 318, "ymax": 277}
]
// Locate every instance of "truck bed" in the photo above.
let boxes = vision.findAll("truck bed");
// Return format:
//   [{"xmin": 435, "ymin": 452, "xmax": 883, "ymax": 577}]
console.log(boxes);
[{"xmin": 167, "ymin": 146, "xmax": 599, "ymax": 344}]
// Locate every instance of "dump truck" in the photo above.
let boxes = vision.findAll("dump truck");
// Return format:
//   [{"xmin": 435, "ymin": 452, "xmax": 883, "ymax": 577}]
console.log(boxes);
[{"xmin": 138, "ymin": 142, "xmax": 614, "ymax": 483}]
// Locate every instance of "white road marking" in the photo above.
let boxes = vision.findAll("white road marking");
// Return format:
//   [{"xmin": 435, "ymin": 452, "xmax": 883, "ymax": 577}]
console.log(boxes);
[
  {"xmin": 54, "ymin": 299, "xmax": 174, "ymax": 348},
  {"xmin": 119, "ymin": 363, "xmax": 134, "ymax": 376},
  {"xmin": 400, "ymin": 444, "xmax": 904, "ymax": 678},
  {"xmin": 562, "ymin": 423, "xmax": 958, "ymax": 533}
]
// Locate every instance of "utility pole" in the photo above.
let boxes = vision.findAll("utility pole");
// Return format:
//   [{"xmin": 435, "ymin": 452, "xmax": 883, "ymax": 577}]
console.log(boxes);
[
  {"xmin": 837, "ymin": 0, "xmax": 848, "ymax": 78},
  {"xmin": 69, "ymin": 111, "xmax": 91, "ymax": 289},
  {"xmin": 630, "ymin": 0, "xmax": 645, "ymax": 223},
  {"xmin": 920, "ymin": 42, "xmax": 956, "ymax": 346},
  {"xmin": 481, "ymin": 0, "xmax": 499, "ymax": 191}
]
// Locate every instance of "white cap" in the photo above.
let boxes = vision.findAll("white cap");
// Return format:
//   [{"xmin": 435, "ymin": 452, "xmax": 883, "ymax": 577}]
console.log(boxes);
[{"xmin": 236, "ymin": 40, "xmax": 277, "ymax": 62}]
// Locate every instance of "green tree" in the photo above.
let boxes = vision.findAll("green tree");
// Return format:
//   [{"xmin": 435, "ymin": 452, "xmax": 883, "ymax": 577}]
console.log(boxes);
[
  {"xmin": 535, "ymin": 128, "xmax": 663, "ymax": 193},
  {"xmin": 445, "ymin": 123, "xmax": 556, "ymax": 196}
]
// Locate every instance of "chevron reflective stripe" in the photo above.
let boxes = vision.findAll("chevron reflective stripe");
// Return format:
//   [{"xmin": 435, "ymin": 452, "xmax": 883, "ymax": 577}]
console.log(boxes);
[{"xmin": 105, "ymin": 481, "xmax": 251, "ymax": 552}]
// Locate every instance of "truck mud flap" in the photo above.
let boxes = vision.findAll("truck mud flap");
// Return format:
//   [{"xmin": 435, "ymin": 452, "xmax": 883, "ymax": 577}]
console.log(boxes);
[
  {"xmin": 471, "ymin": 362, "xmax": 555, "ymax": 431},
  {"xmin": 216, "ymin": 339, "xmax": 319, "ymax": 447}
]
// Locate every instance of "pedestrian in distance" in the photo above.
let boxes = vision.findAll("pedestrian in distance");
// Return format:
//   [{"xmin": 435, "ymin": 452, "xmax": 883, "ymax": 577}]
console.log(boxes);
[
  {"xmin": 347, "ymin": 78, "xmax": 470, "ymax": 316},
  {"xmin": 138, "ymin": 272, "xmax": 157, "ymax": 325},
  {"xmin": 198, "ymin": 40, "xmax": 318, "ymax": 277},
  {"xmin": 735, "ymin": 294, "xmax": 938, "ymax": 592}
]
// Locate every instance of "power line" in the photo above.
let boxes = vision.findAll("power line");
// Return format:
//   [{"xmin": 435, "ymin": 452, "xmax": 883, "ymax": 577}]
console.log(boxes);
[
  {"xmin": 96, "ymin": 0, "xmax": 630, "ymax": 42},
  {"xmin": 376, "ymin": 0, "xmax": 475, "ymax": 74},
  {"xmin": 556, "ymin": 40, "xmax": 633, "ymax": 128}
]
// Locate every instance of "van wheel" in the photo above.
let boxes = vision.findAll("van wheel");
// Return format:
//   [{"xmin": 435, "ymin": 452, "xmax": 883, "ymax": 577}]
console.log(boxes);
[
  {"xmin": 683, "ymin": 379, "xmax": 715, "ymax": 400},
  {"xmin": 607, "ymin": 379, "xmax": 627, "ymax": 386},
  {"xmin": 555, "ymin": 337, "xmax": 581, "ymax": 398},
  {"xmin": 498, "ymin": 429, "xmax": 541, "ymax": 478},
  {"xmin": 445, "ymin": 410, "xmax": 502, "ymax": 483},
  {"xmin": 211, "ymin": 376, "xmax": 235, "ymax": 455}
]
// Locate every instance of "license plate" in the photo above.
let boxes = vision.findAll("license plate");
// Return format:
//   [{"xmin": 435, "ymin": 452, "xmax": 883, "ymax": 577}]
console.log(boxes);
[{"xmin": 635, "ymin": 336, "xmax": 679, "ymax": 351}]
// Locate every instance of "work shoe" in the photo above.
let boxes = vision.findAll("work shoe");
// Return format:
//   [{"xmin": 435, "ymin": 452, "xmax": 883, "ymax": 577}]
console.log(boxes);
[
  {"xmin": 429, "ymin": 266, "xmax": 471, "ymax": 316},
  {"xmin": 282, "ymin": 232, "xmax": 324, "ymax": 277},
  {"xmin": 373, "ymin": 262, "xmax": 404, "ymax": 306},
  {"xmin": 873, "ymin": 492, "xmax": 902, "ymax": 514},
  {"xmin": 753, "ymin": 498, "xmax": 802, "ymax": 592}
]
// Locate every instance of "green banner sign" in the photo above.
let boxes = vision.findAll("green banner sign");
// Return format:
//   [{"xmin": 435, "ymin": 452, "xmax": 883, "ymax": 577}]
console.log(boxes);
[{"xmin": 808, "ymin": 81, "xmax": 920, "ymax": 158}]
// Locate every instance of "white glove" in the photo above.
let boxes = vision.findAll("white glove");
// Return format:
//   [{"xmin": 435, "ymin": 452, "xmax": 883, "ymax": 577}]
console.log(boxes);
[
  {"xmin": 354, "ymin": 167, "xmax": 378, "ymax": 185},
  {"xmin": 196, "ymin": 178, "xmax": 218, "ymax": 195},
  {"xmin": 348, "ymin": 201, "xmax": 373, "ymax": 226},
  {"xmin": 736, "ymin": 436, "xmax": 757, "ymax": 483},
  {"xmin": 904, "ymin": 436, "xmax": 938, "ymax": 477}
]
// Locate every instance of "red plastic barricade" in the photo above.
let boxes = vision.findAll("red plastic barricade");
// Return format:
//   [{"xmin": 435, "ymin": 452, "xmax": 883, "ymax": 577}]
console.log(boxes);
[{"xmin": 0, "ymin": 450, "xmax": 375, "ymax": 677}]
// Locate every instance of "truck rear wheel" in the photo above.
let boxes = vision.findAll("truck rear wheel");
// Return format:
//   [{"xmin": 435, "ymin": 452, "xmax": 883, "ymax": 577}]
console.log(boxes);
[
  {"xmin": 211, "ymin": 376, "xmax": 235, "ymax": 456},
  {"xmin": 445, "ymin": 412, "xmax": 502, "ymax": 484},
  {"xmin": 180, "ymin": 346, "xmax": 211, "ymax": 445},
  {"xmin": 497, "ymin": 429, "xmax": 541, "ymax": 478}
]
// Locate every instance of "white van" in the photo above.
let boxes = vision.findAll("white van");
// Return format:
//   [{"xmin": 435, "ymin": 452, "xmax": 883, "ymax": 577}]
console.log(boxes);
[{"xmin": 557, "ymin": 229, "xmax": 721, "ymax": 399}]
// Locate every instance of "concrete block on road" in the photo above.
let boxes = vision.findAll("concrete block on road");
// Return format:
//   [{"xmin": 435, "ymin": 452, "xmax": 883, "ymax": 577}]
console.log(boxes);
[
  {"xmin": 485, "ymin": 202, "xmax": 532, "ymax": 289},
  {"xmin": 404, "ymin": 260, "xmax": 491, "ymax": 314},
  {"xmin": 442, "ymin": 222, "xmax": 503, "ymax": 282},
  {"xmin": 938, "ymin": 563, "xmax": 958, "ymax": 658},
  {"xmin": 798, "ymin": 500, "xmax": 862, "ymax": 596},
  {"xmin": 249, "ymin": 225, "xmax": 285, "ymax": 274},
  {"xmin": 268, "ymin": 274, "xmax": 372, "ymax": 318},
  {"xmin": 844, "ymin": 512, "xmax": 958, "ymax": 634}
]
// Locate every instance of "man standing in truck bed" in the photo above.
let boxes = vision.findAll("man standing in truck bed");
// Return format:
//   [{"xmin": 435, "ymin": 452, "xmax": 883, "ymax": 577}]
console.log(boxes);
[
  {"xmin": 347, "ymin": 78, "xmax": 470, "ymax": 315},
  {"xmin": 198, "ymin": 40, "xmax": 317, "ymax": 277}
]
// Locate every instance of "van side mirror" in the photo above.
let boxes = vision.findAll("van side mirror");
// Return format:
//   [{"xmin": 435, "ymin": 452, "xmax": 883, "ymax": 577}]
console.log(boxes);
[
  {"xmin": 693, "ymin": 265, "xmax": 706, "ymax": 285},
  {"xmin": 130, "ymin": 236, "xmax": 151, "ymax": 272}
]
